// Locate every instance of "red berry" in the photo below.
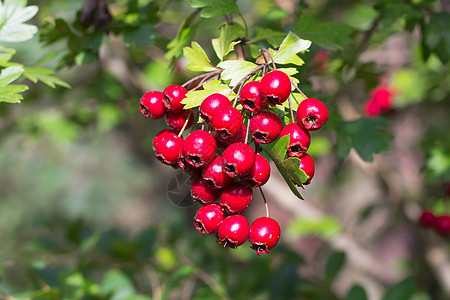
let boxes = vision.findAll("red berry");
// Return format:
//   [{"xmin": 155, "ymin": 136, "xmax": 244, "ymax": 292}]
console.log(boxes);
[
  {"xmin": 279, "ymin": 123, "xmax": 311, "ymax": 157},
  {"xmin": 140, "ymin": 91, "xmax": 166, "ymax": 119},
  {"xmin": 202, "ymin": 156, "xmax": 233, "ymax": 189},
  {"xmin": 364, "ymin": 98, "xmax": 381, "ymax": 117},
  {"xmin": 194, "ymin": 204, "xmax": 225, "ymax": 234},
  {"xmin": 217, "ymin": 215, "xmax": 250, "ymax": 248},
  {"xmin": 249, "ymin": 111, "xmax": 282, "ymax": 144},
  {"xmin": 260, "ymin": 70, "xmax": 291, "ymax": 106},
  {"xmin": 296, "ymin": 98, "xmax": 329, "ymax": 131},
  {"xmin": 153, "ymin": 133, "xmax": 183, "ymax": 166},
  {"xmin": 153, "ymin": 129, "xmax": 177, "ymax": 149},
  {"xmin": 298, "ymin": 153, "xmax": 315, "ymax": 185},
  {"xmin": 191, "ymin": 176, "xmax": 221, "ymax": 205},
  {"xmin": 182, "ymin": 130, "xmax": 217, "ymax": 168},
  {"xmin": 433, "ymin": 215, "xmax": 450, "ymax": 235},
  {"xmin": 166, "ymin": 109, "xmax": 194, "ymax": 131},
  {"xmin": 178, "ymin": 153, "xmax": 202, "ymax": 176},
  {"xmin": 220, "ymin": 183, "xmax": 253, "ymax": 214},
  {"xmin": 372, "ymin": 86, "xmax": 392, "ymax": 111},
  {"xmin": 239, "ymin": 81, "xmax": 268, "ymax": 112},
  {"xmin": 211, "ymin": 106, "xmax": 243, "ymax": 141},
  {"xmin": 222, "ymin": 143, "xmax": 256, "ymax": 178},
  {"xmin": 249, "ymin": 217, "xmax": 281, "ymax": 255},
  {"xmin": 215, "ymin": 124, "xmax": 246, "ymax": 149},
  {"xmin": 199, "ymin": 93, "xmax": 231, "ymax": 123},
  {"xmin": 163, "ymin": 85, "xmax": 187, "ymax": 113},
  {"xmin": 242, "ymin": 154, "xmax": 271, "ymax": 188},
  {"xmin": 419, "ymin": 210, "xmax": 435, "ymax": 227}
]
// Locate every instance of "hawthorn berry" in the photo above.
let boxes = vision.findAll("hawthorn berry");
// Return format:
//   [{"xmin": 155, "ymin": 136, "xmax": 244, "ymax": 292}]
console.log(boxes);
[
  {"xmin": 239, "ymin": 81, "xmax": 268, "ymax": 112},
  {"xmin": 140, "ymin": 91, "xmax": 166, "ymax": 119},
  {"xmin": 153, "ymin": 133, "xmax": 183, "ymax": 166},
  {"xmin": 163, "ymin": 85, "xmax": 187, "ymax": 113},
  {"xmin": 166, "ymin": 109, "xmax": 194, "ymax": 131},
  {"xmin": 202, "ymin": 156, "xmax": 233, "ymax": 189},
  {"xmin": 217, "ymin": 215, "xmax": 250, "ymax": 248},
  {"xmin": 419, "ymin": 210, "xmax": 435, "ymax": 227},
  {"xmin": 298, "ymin": 153, "xmax": 315, "ymax": 185},
  {"xmin": 260, "ymin": 70, "xmax": 291, "ymax": 106},
  {"xmin": 199, "ymin": 93, "xmax": 231, "ymax": 123},
  {"xmin": 211, "ymin": 106, "xmax": 244, "ymax": 140},
  {"xmin": 215, "ymin": 124, "xmax": 246, "ymax": 149},
  {"xmin": 249, "ymin": 217, "xmax": 281, "ymax": 255},
  {"xmin": 178, "ymin": 153, "xmax": 202, "ymax": 176},
  {"xmin": 182, "ymin": 130, "xmax": 217, "ymax": 168},
  {"xmin": 190, "ymin": 176, "xmax": 221, "ymax": 205},
  {"xmin": 222, "ymin": 142, "xmax": 256, "ymax": 178},
  {"xmin": 194, "ymin": 204, "xmax": 225, "ymax": 234},
  {"xmin": 249, "ymin": 111, "xmax": 282, "ymax": 144},
  {"xmin": 364, "ymin": 98, "xmax": 381, "ymax": 117},
  {"xmin": 153, "ymin": 129, "xmax": 177, "ymax": 150},
  {"xmin": 243, "ymin": 154, "xmax": 271, "ymax": 188},
  {"xmin": 220, "ymin": 183, "xmax": 253, "ymax": 214},
  {"xmin": 279, "ymin": 123, "xmax": 311, "ymax": 157},
  {"xmin": 296, "ymin": 98, "xmax": 329, "ymax": 131},
  {"xmin": 372, "ymin": 86, "xmax": 393, "ymax": 111},
  {"xmin": 434, "ymin": 215, "xmax": 450, "ymax": 235}
]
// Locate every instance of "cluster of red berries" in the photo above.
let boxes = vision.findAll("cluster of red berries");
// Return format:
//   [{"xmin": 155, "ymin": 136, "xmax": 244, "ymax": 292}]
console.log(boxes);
[
  {"xmin": 140, "ymin": 69, "xmax": 328, "ymax": 255},
  {"xmin": 364, "ymin": 86, "xmax": 394, "ymax": 117},
  {"xmin": 419, "ymin": 210, "xmax": 450, "ymax": 236}
]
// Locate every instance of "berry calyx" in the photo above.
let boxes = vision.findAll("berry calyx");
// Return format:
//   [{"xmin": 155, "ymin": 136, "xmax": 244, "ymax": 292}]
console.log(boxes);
[
  {"xmin": 166, "ymin": 109, "xmax": 194, "ymax": 131},
  {"xmin": 199, "ymin": 93, "xmax": 231, "ymax": 123},
  {"xmin": 163, "ymin": 85, "xmax": 187, "ymax": 113},
  {"xmin": 243, "ymin": 154, "xmax": 271, "ymax": 188},
  {"xmin": 153, "ymin": 133, "xmax": 183, "ymax": 166},
  {"xmin": 211, "ymin": 106, "xmax": 244, "ymax": 141},
  {"xmin": 190, "ymin": 176, "xmax": 221, "ymax": 205},
  {"xmin": 202, "ymin": 156, "xmax": 233, "ymax": 189},
  {"xmin": 296, "ymin": 98, "xmax": 329, "ymax": 131},
  {"xmin": 260, "ymin": 70, "xmax": 291, "ymax": 106},
  {"xmin": 298, "ymin": 153, "xmax": 315, "ymax": 185},
  {"xmin": 217, "ymin": 215, "xmax": 250, "ymax": 248},
  {"xmin": 279, "ymin": 123, "xmax": 311, "ymax": 157},
  {"xmin": 194, "ymin": 204, "xmax": 225, "ymax": 234},
  {"xmin": 220, "ymin": 183, "xmax": 253, "ymax": 214},
  {"xmin": 182, "ymin": 130, "xmax": 217, "ymax": 168},
  {"xmin": 222, "ymin": 143, "xmax": 256, "ymax": 178},
  {"xmin": 419, "ymin": 210, "xmax": 435, "ymax": 227},
  {"xmin": 249, "ymin": 217, "xmax": 281, "ymax": 255},
  {"xmin": 249, "ymin": 111, "xmax": 282, "ymax": 144},
  {"xmin": 239, "ymin": 81, "xmax": 268, "ymax": 112},
  {"xmin": 140, "ymin": 91, "xmax": 166, "ymax": 119},
  {"xmin": 215, "ymin": 124, "xmax": 246, "ymax": 149}
]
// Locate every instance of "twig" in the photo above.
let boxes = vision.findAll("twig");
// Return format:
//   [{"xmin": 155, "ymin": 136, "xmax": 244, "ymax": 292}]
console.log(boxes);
[
  {"xmin": 291, "ymin": 79, "xmax": 307, "ymax": 99},
  {"xmin": 288, "ymin": 96, "xmax": 295, "ymax": 122},
  {"xmin": 182, "ymin": 70, "xmax": 221, "ymax": 89},
  {"xmin": 259, "ymin": 187, "xmax": 270, "ymax": 218},
  {"xmin": 259, "ymin": 49, "xmax": 276, "ymax": 70}
]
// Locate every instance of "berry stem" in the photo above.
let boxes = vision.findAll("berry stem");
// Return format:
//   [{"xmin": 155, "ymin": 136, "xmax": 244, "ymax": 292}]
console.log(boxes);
[
  {"xmin": 258, "ymin": 187, "xmax": 270, "ymax": 218},
  {"xmin": 227, "ymin": 64, "xmax": 265, "ymax": 98},
  {"xmin": 260, "ymin": 49, "xmax": 276, "ymax": 70},
  {"xmin": 288, "ymin": 96, "xmax": 295, "ymax": 123},
  {"xmin": 182, "ymin": 70, "xmax": 222, "ymax": 89},
  {"xmin": 178, "ymin": 110, "xmax": 193, "ymax": 137},
  {"xmin": 291, "ymin": 79, "xmax": 308, "ymax": 99},
  {"xmin": 244, "ymin": 114, "xmax": 251, "ymax": 144}
]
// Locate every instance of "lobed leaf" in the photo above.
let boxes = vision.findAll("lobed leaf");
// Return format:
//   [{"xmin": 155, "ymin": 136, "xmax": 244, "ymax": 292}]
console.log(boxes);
[
  {"xmin": 0, "ymin": 0, "xmax": 38, "ymax": 42},
  {"xmin": 188, "ymin": 0, "xmax": 240, "ymax": 18},
  {"xmin": 24, "ymin": 67, "xmax": 71, "ymax": 88},
  {"xmin": 217, "ymin": 60, "xmax": 258, "ymax": 86},
  {"xmin": 212, "ymin": 24, "xmax": 245, "ymax": 61},
  {"xmin": 0, "ymin": 65, "xmax": 24, "ymax": 87},
  {"xmin": 270, "ymin": 32, "xmax": 311, "ymax": 66},
  {"xmin": 181, "ymin": 80, "xmax": 233, "ymax": 109},
  {"xmin": 183, "ymin": 41, "xmax": 217, "ymax": 72}
]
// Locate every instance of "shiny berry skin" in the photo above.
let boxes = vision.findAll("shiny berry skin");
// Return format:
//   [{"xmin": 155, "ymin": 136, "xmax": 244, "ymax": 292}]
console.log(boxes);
[
  {"xmin": 260, "ymin": 70, "xmax": 291, "ymax": 106},
  {"xmin": 249, "ymin": 217, "xmax": 281, "ymax": 255},
  {"xmin": 153, "ymin": 129, "xmax": 177, "ymax": 149},
  {"xmin": 202, "ymin": 156, "xmax": 233, "ymax": 189},
  {"xmin": 194, "ymin": 204, "xmax": 225, "ymax": 234},
  {"xmin": 163, "ymin": 85, "xmax": 187, "ymax": 113},
  {"xmin": 217, "ymin": 215, "xmax": 250, "ymax": 248},
  {"xmin": 239, "ymin": 81, "xmax": 268, "ymax": 112},
  {"xmin": 249, "ymin": 111, "xmax": 282, "ymax": 144},
  {"xmin": 296, "ymin": 98, "xmax": 329, "ymax": 131},
  {"xmin": 222, "ymin": 143, "xmax": 256, "ymax": 178},
  {"xmin": 211, "ymin": 106, "xmax": 243, "ymax": 141},
  {"xmin": 279, "ymin": 123, "xmax": 311, "ymax": 157},
  {"xmin": 243, "ymin": 154, "xmax": 271, "ymax": 188},
  {"xmin": 298, "ymin": 153, "xmax": 315, "ymax": 185},
  {"xmin": 419, "ymin": 210, "xmax": 435, "ymax": 227},
  {"xmin": 191, "ymin": 176, "xmax": 221, "ymax": 205},
  {"xmin": 199, "ymin": 93, "xmax": 231, "ymax": 123},
  {"xmin": 182, "ymin": 130, "xmax": 217, "ymax": 168},
  {"xmin": 153, "ymin": 134, "xmax": 183, "ymax": 166},
  {"xmin": 178, "ymin": 153, "xmax": 202, "ymax": 176},
  {"xmin": 215, "ymin": 124, "xmax": 246, "ymax": 149},
  {"xmin": 220, "ymin": 183, "xmax": 253, "ymax": 214},
  {"xmin": 433, "ymin": 215, "xmax": 450, "ymax": 235},
  {"xmin": 166, "ymin": 109, "xmax": 194, "ymax": 131},
  {"xmin": 140, "ymin": 91, "xmax": 166, "ymax": 119}
]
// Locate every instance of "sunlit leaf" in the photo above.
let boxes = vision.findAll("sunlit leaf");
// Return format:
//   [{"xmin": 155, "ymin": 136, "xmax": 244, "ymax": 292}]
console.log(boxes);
[
  {"xmin": 0, "ymin": 0, "xmax": 38, "ymax": 42},
  {"xmin": 24, "ymin": 67, "xmax": 70, "ymax": 88},
  {"xmin": 270, "ymin": 32, "xmax": 311, "ymax": 66},
  {"xmin": 181, "ymin": 80, "xmax": 233, "ymax": 109},
  {"xmin": 212, "ymin": 24, "xmax": 245, "ymax": 61},
  {"xmin": 217, "ymin": 60, "xmax": 258, "ymax": 86},
  {"xmin": 188, "ymin": 0, "xmax": 240, "ymax": 18},
  {"xmin": 183, "ymin": 41, "xmax": 217, "ymax": 72}
]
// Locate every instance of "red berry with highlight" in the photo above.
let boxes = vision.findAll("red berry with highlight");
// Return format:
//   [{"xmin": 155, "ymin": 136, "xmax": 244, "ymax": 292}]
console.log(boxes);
[
  {"xmin": 199, "ymin": 93, "xmax": 231, "ymax": 123},
  {"xmin": 243, "ymin": 154, "xmax": 271, "ymax": 188},
  {"xmin": 166, "ymin": 109, "xmax": 194, "ymax": 131},
  {"xmin": 211, "ymin": 106, "xmax": 243, "ymax": 141},
  {"xmin": 419, "ymin": 210, "xmax": 435, "ymax": 227},
  {"xmin": 215, "ymin": 124, "xmax": 246, "ymax": 149},
  {"xmin": 218, "ymin": 215, "xmax": 250, "ymax": 248},
  {"xmin": 140, "ymin": 91, "xmax": 166, "ymax": 119},
  {"xmin": 249, "ymin": 111, "xmax": 282, "ymax": 144},
  {"xmin": 153, "ymin": 134, "xmax": 183, "ymax": 166},
  {"xmin": 220, "ymin": 183, "xmax": 253, "ymax": 214},
  {"xmin": 239, "ymin": 81, "xmax": 268, "ymax": 112},
  {"xmin": 296, "ymin": 98, "xmax": 329, "ymax": 131},
  {"xmin": 260, "ymin": 70, "xmax": 291, "ymax": 106},
  {"xmin": 182, "ymin": 130, "xmax": 217, "ymax": 168},
  {"xmin": 190, "ymin": 176, "xmax": 221, "ymax": 205},
  {"xmin": 153, "ymin": 129, "xmax": 177, "ymax": 149},
  {"xmin": 202, "ymin": 156, "xmax": 233, "ymax": 189},
  {"xmin": 222, "ymin": 142, "xmax": 256, "ymax": 178},
  {"xmin": 298, "ymin": 153, "xmax": 315, "ymax": 185},
  {"xmin": 249, "ymin": 217, "xmax": 281, "ymax": 255},
  {"xmin": 279, "ymin": 123, "xmax": 311, "ymax": 157},
  {"xmin": 194, "ymin": 204, "xmax": 225, "ymax": 234},
  {"xmin": 163, "ymin": 85, "xmax": 187, "ymax": 113}
]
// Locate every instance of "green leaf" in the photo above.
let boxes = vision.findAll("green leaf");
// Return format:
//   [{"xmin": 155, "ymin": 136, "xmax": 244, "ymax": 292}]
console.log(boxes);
[
  {"xmin": 23, "ymin": 67, "xmax": 70, "ymax": 88},
  {"xmin": 212, "ymin": 24, "xmax": 245, "ymax": 61},
  {"xmin": 0, "ymin": 47, "xmax": 16, "ymax": 64},
  {"xmin": 181, "ymin": 80, "xmax": 233, "ymax": 109},
  {"xmin": 251, "ymin": 27, "xmax": 286, "ymax": 47},
  {"xmin": 188, "ymin": 0, "xmax": 240, "ymax": 18},
  {"xmin": 162, "ymin": 266, "xmax": 197, "ymax": 300},
  {"xmin": 345, "ymin": 285, "xmax": 368, "ymax": 300},
  {"xmin": 123, "ymin": 23, "xmax": 157, "ymax": 47},
  {"xmin": 270, "ymin": 32, "xmax": 311, "ymax": 66},
  {"xmin": 325, "ymin": 251, "xmax": 346, "ymax": 280},
  {"xmin": 381, "ymin": 277, "xmax": 416, "ymax": 300},
  {"xmin": 427, "ymin": 146, "xmax": 450, "ymax": 178},
  {"xmin": 100, "ymin": 269, "xmax": 135, "ymax": 300},
  {"xmin": 0, "ymin": 0, "xmax": 38, "ymax": 42},
  {"xmin": 335, "ymin": 117, "xmax": 393, "ymax": 161},
  {"xmin": 217, "ymin": 60, "xmax": 258, "ymax": 86},
  {"xmin": 183, "ymin": 42, "xmax": 217, "ymax": 72},
  {"xmin": 293, "ymin": 13, "xmax": 353, "ymax": 50},
  {"xmin": 0, "ymin": 66, "xmax": 24, "ymax": 87},
  {"xmin": 286, "ymin": 216, "xmax": 342, "ymax": 239},
  {"xmin": 165, "ymin": 10, "xmax": 200, "ymax": 60}
]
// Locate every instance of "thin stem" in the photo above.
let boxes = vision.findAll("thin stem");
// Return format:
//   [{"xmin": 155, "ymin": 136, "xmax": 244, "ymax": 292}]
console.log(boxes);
[
  {"xmin": 288, "ymin": 96, "xmax": 295, "ymax": 122},
  {"xmin": 291, "ymin": 79, "xmax": 307, "ymax": 99},
  {"xmin": 182, "ymin": 70, "xmax": 221, "ymax": 89},
  {"xmin": 259, "ymin": 49, "xmax": 276, "ymax": 70},
  {"xmin": 225, "ymin": 14, "xmax": 245, "ymax": 61},
  {"xmin": 227, "ymin": 64, "xmax": 265, "ymax": 98},
  {"xmin": 232, "ymin": 78, "xmax": 246, "ymax": 108},
  {"xmin": 244, "ymin": 114, "xmax": 251, "ymax": 144},
  {"xmin": 258, "ymin": 187, "xmax": 270, "ymax": 218},
  {"xmin": 178, "ymin": 110, "xmax": 193, "ymax": 137}
]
